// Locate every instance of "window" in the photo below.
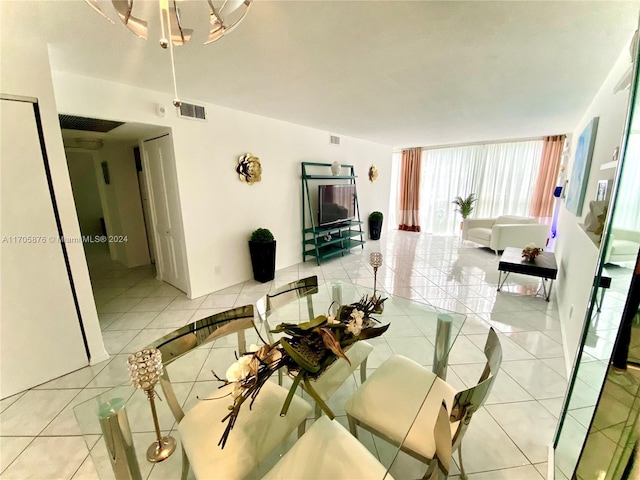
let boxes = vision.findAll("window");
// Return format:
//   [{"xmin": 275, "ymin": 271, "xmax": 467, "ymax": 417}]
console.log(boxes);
[{"xmin": 391, "ymin": 139, "xmax": 544, "ymax": 235}]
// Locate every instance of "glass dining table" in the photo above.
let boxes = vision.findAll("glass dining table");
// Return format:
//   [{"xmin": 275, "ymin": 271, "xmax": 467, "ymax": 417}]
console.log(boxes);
[{"xmin": 74, "ymin": 280, "xmax": 466, "ymax": 479}]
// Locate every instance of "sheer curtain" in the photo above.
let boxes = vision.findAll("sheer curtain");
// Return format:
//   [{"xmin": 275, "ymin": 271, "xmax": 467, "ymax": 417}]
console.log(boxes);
[
  {"xmin": 475, "ymin": 140, "xmax": 543, "ymax": 217},
  {"xmin": 419, "ymin": 145, "xmax": 484, "ymax": 235},
  {"xmin": 393, "ymin": 139, "xmax": 545, "ymax": 235}
]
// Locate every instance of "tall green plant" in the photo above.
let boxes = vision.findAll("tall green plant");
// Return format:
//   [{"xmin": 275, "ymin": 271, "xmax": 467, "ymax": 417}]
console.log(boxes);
[{"xmin": 452, "ymin": 193, "xmax": 477, "ymax": 219}]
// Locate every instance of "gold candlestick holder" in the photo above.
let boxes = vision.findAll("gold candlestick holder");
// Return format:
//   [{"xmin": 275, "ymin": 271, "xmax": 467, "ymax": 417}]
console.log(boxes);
[
  {"xmin": 369, "ymin": 252, "xmax": 384, "ymax": 313},
  {"xmin": 127, "ymin": 348, "xmax": 176, "ymax": 463}
]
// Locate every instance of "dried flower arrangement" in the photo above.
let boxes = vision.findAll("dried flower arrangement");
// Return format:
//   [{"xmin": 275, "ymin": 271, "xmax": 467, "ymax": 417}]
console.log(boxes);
[
  {"xmin": 209, "ymin": 295, "xmax": 388, "ymax": 448},
  {"xmin": 522, "ymin": 243, "xmax": 544, "ymax": 262}
]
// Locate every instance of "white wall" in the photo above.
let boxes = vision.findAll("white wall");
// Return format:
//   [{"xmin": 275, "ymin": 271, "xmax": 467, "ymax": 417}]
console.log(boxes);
[
  {"xmin": 95, "ymin": 144, "xmax": 151, "ymax": 268},
  {"xmin": 555, "ymin": 41, "xmax": 634, "ymax": 366},
  {"xmin": 52, "ymin": 72, "xmax": 393, "ymax": 298},
  {"xmin": 66, "ymin": 151, "xmax": 104, "ymax": 237},
  {"xmin": 0, "ymin": 34, "xmax": 108, "ymax": 368}
]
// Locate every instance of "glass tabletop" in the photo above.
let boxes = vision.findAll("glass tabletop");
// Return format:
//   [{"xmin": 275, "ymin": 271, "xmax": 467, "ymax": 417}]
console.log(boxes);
[{"xmin": 74, "ymin": 280, "xmax": 466, "ymax": 479}]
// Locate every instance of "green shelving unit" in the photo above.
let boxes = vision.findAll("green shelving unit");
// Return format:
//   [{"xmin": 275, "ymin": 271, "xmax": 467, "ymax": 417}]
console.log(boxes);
[{"xmin": 302, "ymin": 162, "xmax": 365, "ymax": 265}]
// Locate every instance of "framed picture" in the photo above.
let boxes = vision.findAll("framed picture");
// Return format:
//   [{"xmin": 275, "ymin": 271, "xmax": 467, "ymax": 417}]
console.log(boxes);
[
  {"xmin": 566, "ymin": 117, "xmax": 599, "ymax": 215},
  {"xmin": 596, "ymin": 179, "xmax": 611, "ymax": 202}
]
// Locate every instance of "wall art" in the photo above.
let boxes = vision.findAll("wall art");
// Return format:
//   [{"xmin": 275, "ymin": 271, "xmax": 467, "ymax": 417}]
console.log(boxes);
[
  {"xmin": 566, "ymin": 117, "xmax": 599, "ymax": 216},
  {"xmin": 236, "ymin": 153, "xmax": 262, "ymax": 185}
]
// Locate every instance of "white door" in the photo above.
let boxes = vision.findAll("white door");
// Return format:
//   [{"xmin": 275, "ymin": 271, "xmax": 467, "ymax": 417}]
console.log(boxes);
[
  {"xmin": 141, "ymin": 134, "xmax": 188, "ymax": 292},
  {"xmin": 1, "ymin": 96, "xmax": 88, "ymax": 397}
]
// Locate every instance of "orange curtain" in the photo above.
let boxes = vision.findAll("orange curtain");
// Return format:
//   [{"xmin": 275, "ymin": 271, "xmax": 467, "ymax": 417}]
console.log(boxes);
[
  {"xmin": 398, "ymin": 147, "xmax": 422, "ymax": 232},
  {"xmin": 530, "ymin": 135, "xmax": 565, "ymax": 217}
]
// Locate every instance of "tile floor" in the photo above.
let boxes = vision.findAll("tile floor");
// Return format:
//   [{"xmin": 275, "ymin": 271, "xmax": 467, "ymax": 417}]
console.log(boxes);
[{"xmin": 0, "ymin": 231, "xmax": 574, "ymax": 479}]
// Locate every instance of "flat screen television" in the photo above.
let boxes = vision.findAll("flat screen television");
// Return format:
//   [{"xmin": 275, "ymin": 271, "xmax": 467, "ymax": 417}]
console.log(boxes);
[{"xmin": 318, "ymin": 184, "xmax": 356, "ymax": 227}]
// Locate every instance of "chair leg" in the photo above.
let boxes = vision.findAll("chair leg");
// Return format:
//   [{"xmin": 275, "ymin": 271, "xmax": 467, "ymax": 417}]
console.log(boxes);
[
  {"xmin": 298, "ymin": 419, "xmax": 306, "ymax": 437},
  {"xmin": 277, "ymin": 368, "xmax": 283, "ymax": 386},
  {"xmin": 422, "ymin": 460, "xmax": 437, "ymax": 480},
  {"xmin": 347, "ymin": 414, "xmax": 359, "ymax": 438},
  {"xmin": 180, "ymin": 446, "xmax": 190, "ymax": 480},
  {"xmin": 360, "ymin": 357, "xmax": 368, "ymax": 384},
  {"xmin": 458, "ymin": 442, "xmax": 467, "ymax": 480}
]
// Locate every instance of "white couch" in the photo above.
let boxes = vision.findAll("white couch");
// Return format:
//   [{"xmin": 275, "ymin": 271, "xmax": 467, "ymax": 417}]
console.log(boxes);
[
  {"xmin": 604, "ymin": 229, "xmax": 640, "ymax": 264},
  {"xmin": 463, "ymin": 215, "xmax": 549, "ymax": 254}
]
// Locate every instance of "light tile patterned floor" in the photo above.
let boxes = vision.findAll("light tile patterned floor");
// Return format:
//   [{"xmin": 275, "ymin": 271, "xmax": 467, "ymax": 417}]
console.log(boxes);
[{"xmin": 0, "ymin": 231, "xmax": 571, "ymax": 479}]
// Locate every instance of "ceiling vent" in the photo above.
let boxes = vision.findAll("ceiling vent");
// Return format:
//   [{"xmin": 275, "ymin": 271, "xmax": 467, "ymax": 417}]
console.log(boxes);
[
  {"xmin": 59, "ymin": 114, "xmax": 124, "ymax": 133},
  {"xmin": 177, "ymin": 102, "xmax": 206, "ymax": 121},
  {"xmin": 330, "ymin": 135, "xmax": 341, "ymax": 146}
]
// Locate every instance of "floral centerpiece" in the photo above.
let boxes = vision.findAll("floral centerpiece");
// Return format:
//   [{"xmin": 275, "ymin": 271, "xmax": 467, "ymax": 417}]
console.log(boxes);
[
  {"xmin": 522, "ymin": 243, "xmax": 543, "ymax": 262},
  {"xmin": 210, "ymin": 295, "xmax": 388, "ymax": 448}
]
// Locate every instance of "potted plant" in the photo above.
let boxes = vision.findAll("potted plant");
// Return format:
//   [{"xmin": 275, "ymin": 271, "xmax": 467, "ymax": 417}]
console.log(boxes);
[
  {"xmin": 452, "ymin": 193, "xmax": 477, "ymax": 229},
  {"xmin": 369, "ymin": 211, "xmax": 384, "ymax": 240},
  {"xmin": 249, "ymin": 228, "xmax": 276, "ymax": 283}
]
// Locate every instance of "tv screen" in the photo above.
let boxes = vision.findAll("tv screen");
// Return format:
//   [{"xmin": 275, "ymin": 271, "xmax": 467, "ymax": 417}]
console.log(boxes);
[{"xmin": 318, "ymin": 184, "xmax": 356, "ymax": 227}]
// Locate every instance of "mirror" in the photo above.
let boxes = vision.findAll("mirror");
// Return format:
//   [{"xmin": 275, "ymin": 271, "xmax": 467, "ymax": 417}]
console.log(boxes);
[{"xmin": 554, "ymin": 29, "xmax": 640, "ymax": 480}]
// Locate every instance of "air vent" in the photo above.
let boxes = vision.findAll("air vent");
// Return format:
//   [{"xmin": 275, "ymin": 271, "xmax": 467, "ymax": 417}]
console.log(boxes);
[
  {"xmin": 330, "ymin": 135, "xmax": 341, "ymax": 146},
  {"xmin": 177, "ymin": 102, "xmax": 206, "ymax": 121},
  {"xmin": 59, "ymin": 114, "xmax": 124, "ymax": 133}
]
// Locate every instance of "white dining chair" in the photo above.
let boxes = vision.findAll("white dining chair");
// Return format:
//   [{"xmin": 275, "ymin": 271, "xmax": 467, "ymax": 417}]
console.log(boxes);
[
  {"xmin": 262, "ymin": 416, "xmax": 391, "ymax": 479},
  {"xmin": 263, "ymin": 401, "xmax": 452, "ymax": 480},
  {"xmin": 149, "ymin": 305, "xmax": 313, "ymax": 480},
  {"xmin": 344, "ymin": 328, "xmax": 502, "ymax": 480}
]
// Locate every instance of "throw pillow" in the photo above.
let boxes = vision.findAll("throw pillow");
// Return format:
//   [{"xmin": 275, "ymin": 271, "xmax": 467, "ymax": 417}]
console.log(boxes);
[{"xmin": 585, "ymin": 201, "xmax": 608, "ymax": 233}]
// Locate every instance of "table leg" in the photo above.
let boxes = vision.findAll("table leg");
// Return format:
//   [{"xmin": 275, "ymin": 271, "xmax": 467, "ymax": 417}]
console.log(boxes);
[
  {"xmin": 540, "ymin": 279, "xmax": 548, "ymax": 300},
  {"xmin": 597, "ymin": 288, "xmax": 606, "ymax": 312},
  {"xmin": 497, "ymin": 271, "xmax": 509, "ymax": 292},
  {"xmin": 432, "ymin": 314, "xmax": 452, "ymax": 380},
  {"xmin": 545, "ymin": 279, "xmax": 554, "ymax": 302}
]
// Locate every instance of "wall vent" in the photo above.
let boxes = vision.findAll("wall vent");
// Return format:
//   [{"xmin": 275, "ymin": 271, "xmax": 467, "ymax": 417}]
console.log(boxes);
[
  {"xmin": 330, "ymin": 135, "xmax": 341, "ymax": 146},
  {"xmin": 177, "ymin": 102, "xmax": 207, "ymax": 121},
  {"xmin": 59, "ymin": 114, "xmax": 124, "ymax": 133}
]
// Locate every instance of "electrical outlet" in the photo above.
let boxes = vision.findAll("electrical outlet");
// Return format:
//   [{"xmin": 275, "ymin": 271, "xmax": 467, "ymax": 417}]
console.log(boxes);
[
  {"xmin": 569, "ymin": 304, "xmax": 574, "ymax": 318},
  {"xmin": 214, "ymin": 265, "xmax": 221, "ymax": 275}
]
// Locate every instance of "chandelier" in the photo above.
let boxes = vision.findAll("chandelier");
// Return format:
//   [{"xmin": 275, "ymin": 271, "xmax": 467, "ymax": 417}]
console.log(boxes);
[{"xmin": 85, "ymin": 0, "xmax": 252, "ymax": 106}]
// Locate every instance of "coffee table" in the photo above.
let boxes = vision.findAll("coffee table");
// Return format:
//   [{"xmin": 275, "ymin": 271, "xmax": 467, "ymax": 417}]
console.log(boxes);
[{"xmin": 497, "ymin": 247, "xmax": 558, "ymax": 301}]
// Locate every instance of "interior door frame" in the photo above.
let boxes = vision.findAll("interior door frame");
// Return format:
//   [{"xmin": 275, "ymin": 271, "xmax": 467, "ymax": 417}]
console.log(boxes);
[{"xmin": 1, "ymin": 94, "xmax": 91, "ymax": 360}]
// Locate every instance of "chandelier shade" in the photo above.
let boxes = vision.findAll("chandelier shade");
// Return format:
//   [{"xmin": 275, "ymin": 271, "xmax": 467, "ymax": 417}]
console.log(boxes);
[{"xmin": 84, "ymin": 0, "xmax": 253, "ymax": 105}]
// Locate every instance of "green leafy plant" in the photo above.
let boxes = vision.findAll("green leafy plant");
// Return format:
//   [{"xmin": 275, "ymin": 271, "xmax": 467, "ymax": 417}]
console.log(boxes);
[
  {"xmin": 452, "ymin": 193, "xmax": 477, "ymax": 219},
  {"xmin": 249, "ymin": 228, "xmax": 274, "ymax": 243},
  {"xmin": 369, "ymin": 211, "xmax": 383, "ymax": 222}
]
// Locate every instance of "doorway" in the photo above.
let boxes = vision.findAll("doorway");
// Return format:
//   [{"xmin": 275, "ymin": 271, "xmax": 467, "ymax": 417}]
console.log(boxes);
[{"xmin": 140, "ymin": 133, "xmax": 189, "ymax": 293}]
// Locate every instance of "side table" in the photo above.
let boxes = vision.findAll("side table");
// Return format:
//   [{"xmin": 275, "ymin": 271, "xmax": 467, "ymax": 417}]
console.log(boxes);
[{"xmin": 497, "ymin": 247, "xmax": 558, "ymax": 301}]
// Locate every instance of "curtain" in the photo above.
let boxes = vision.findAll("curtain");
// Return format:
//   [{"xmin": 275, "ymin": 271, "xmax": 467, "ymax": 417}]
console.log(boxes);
[
  {"xmin": 419, "ymin": 145, "xmax": 484, "ymax": 235},
  {"xmin": 398, "ymin": 147, "xmax": 422, "ymax": 232},
  {"xmin": 530, "ymin": 135, "xmax": 565, "ymax": 217},
  {"xmin": 475, "ymin": 140, "xmax": 543, "ymax": 217}
]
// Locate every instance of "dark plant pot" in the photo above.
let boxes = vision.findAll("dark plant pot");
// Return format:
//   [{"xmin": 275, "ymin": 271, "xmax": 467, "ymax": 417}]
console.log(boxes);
[
  {"xmin": 249, "ymin": 240, "xmax": 276, "ymax": 283},
  {"xmin": 369, "ymin": 219, "xmax": 383, "ymax": 240}
]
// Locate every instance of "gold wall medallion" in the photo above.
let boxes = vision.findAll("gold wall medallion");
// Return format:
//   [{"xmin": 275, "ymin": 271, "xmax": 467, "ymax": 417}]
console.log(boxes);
[
  {"xmin": 236, "ymin": 153, "xmax": 262, "ymax": 185},
  {"xmin": 368, "ymin": 164, "xmax": 379, "ymax": 183}
]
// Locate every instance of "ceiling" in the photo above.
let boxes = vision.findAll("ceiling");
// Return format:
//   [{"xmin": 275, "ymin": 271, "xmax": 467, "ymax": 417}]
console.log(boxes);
[{"xmin": 4, "ymin": 1, "xmax": 639, "ymax": 147}]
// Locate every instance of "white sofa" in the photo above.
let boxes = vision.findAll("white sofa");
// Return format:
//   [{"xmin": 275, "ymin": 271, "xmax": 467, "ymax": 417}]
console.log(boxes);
[
  {"xmin": 604, "ymin": 229, "xmax": 640, "ymax": 264},
  {"xmin": 463, "ymin": 215, "xmax": 549, "ymax": 254}
]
